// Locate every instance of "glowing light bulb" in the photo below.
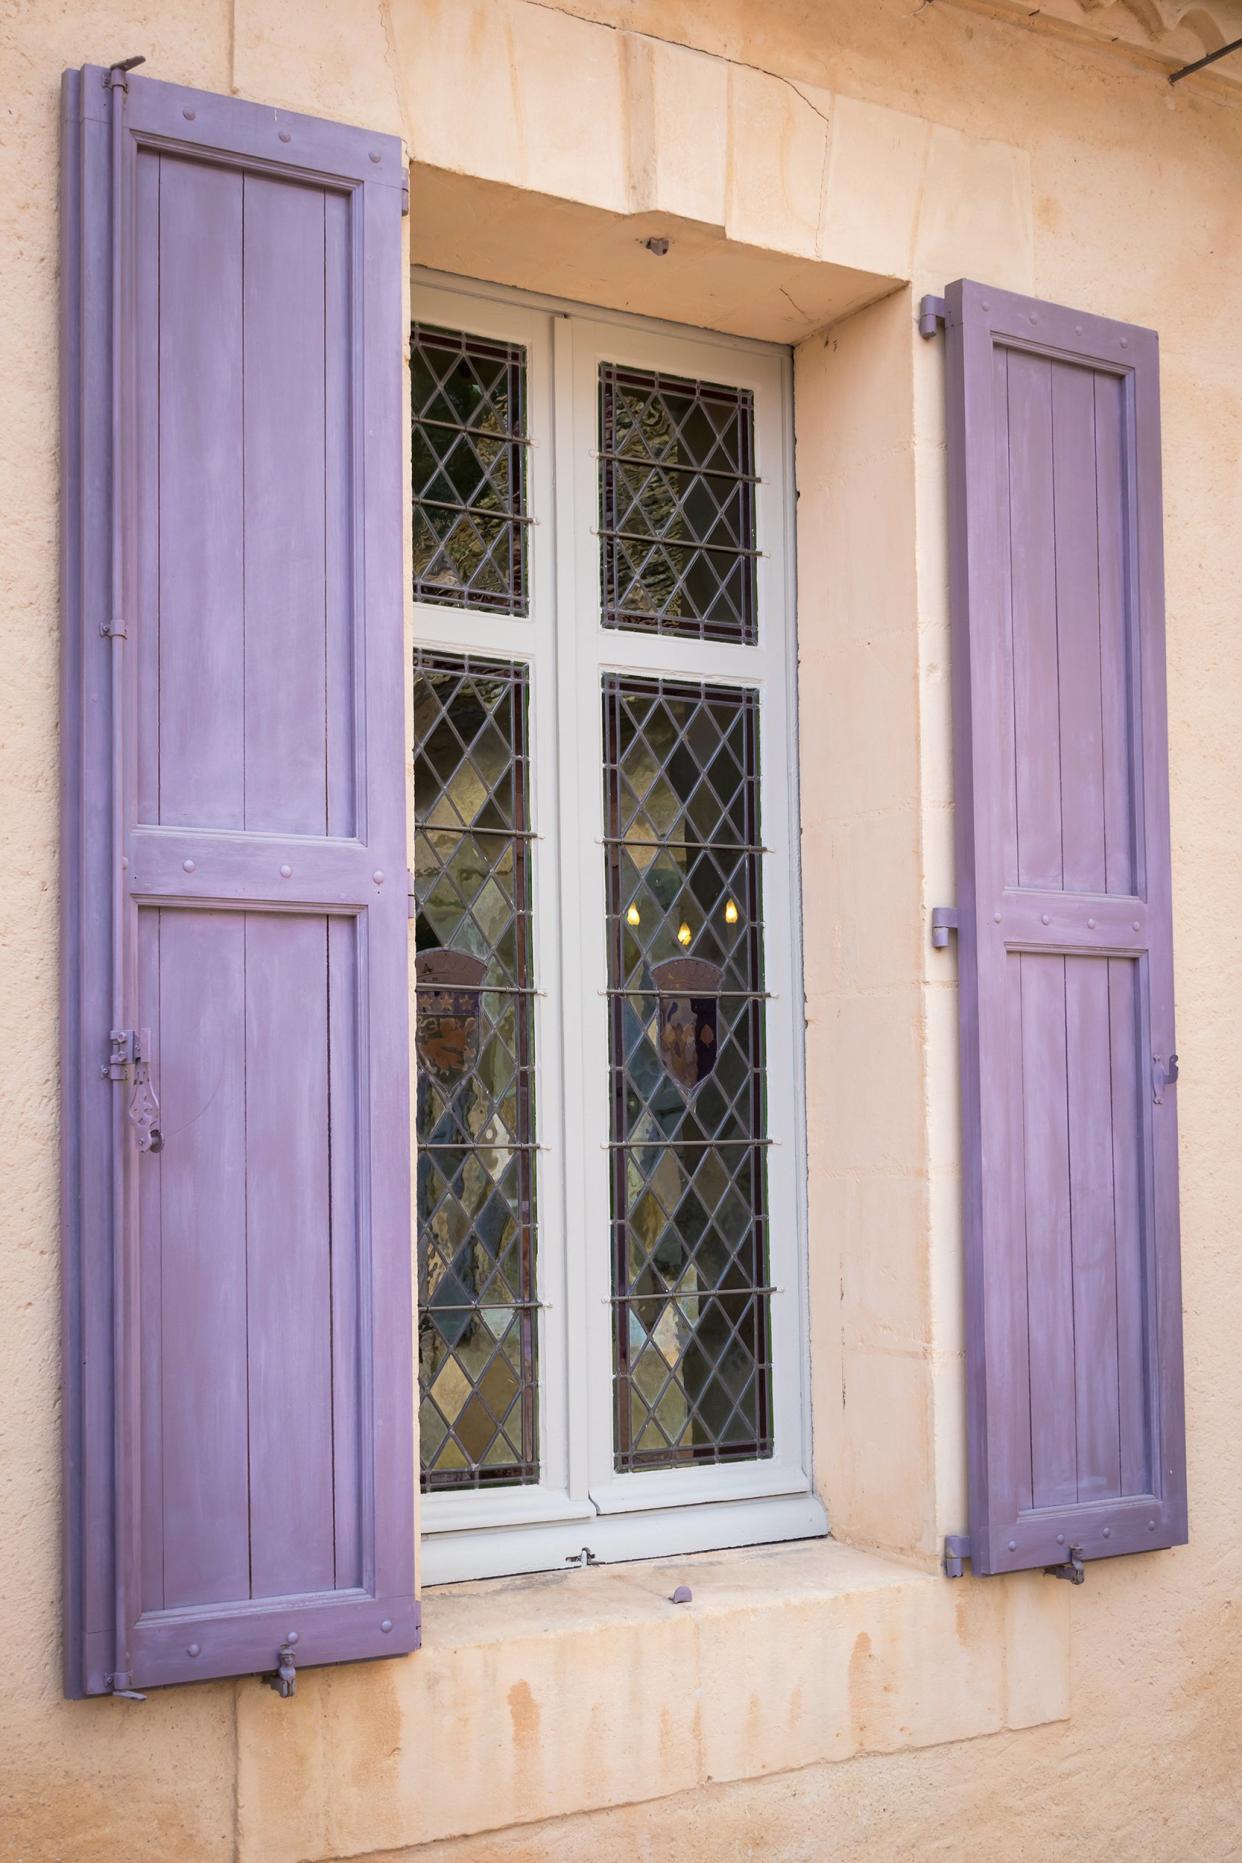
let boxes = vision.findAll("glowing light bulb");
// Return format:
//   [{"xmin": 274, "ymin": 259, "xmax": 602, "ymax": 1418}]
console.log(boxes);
[
  {"xmin": 676, "ymin": 921, "xmax": 692, "ymax": 947},
  {"xmin": 626, "ymin": 903, "xmax": 641, "ymax": 926},
  {"xmin": 723, "ymin": 898, "xmax": 739, "ymax": 925}
]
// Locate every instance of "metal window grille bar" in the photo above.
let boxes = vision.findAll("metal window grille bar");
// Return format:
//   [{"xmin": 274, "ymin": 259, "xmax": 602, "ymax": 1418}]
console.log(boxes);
[
  {"xmin": 417, "ymin": 824, "xmax": 540, "ymax": 842},
  {"xmin": 606, "ymin": 1136, "xmax": 774, "ymax": 1149},
  {"xmin": 415, "ymin": 495, "xmax": 535, "ymax": 526},
  {"xmin": 423, "ymin": 1300, "xmax": 550, "ymax": 1313},
  {"xmin": 609, "ymin": 1285, "xmax": 778, "ymax": 1302},
  {"xmin": 602, "ymin": 835, "xmax": 770, "ymax": 854},
  {"xmin": 418, "ymin": 1140, "xmax": 545, "ymax": 1153},
  {"xmin": 595, "ymin": 448, "xmax": 761, "ymax": 485},
  {"xmin": 596, "ymin": 526, "xmax": 764, "ymax": 559},
  {"xmin": 420, "ymin": 414, "xmax": 532, "ymax": 446},
  {"xmin": 602, "ymin": 987, "xmax": 774, "ymax": 1001},
  {"xmin": 414, "ymin": 983, "xmax": 544, "ymax": 996}
]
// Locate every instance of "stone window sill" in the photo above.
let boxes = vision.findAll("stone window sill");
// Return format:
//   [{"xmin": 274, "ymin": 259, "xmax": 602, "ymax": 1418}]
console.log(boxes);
[{"xmin": 238, "ymin": 1535, "xmax": 1071, "ymax": 1858}]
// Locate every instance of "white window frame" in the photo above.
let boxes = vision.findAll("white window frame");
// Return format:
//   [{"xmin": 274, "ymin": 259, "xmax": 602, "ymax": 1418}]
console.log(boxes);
[{"xmin": 413, "ymin": 271, "xmax": 824, "ymax": 1583}]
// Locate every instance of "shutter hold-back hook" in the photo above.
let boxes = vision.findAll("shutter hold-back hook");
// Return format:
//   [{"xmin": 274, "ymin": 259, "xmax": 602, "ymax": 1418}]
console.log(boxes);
[{"xmin": 264, "ymin": 1642, "xmax": 298, "ymax": 1698}]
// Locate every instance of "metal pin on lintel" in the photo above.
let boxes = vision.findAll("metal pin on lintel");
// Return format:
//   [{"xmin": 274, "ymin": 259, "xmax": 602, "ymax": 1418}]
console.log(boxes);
[{"xmin": 918, "ymin": 294, "xmax": 947, "ymax": 340}]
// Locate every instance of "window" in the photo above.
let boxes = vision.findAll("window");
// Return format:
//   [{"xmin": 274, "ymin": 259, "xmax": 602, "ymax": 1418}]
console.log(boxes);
[{"xmin": 412, "ymin": 277, "xmax": 821, "ymax": 1583}]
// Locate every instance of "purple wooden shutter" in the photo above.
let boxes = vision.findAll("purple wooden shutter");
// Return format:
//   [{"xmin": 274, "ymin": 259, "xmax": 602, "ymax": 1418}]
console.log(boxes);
[
  {"xmin": 943, "ymin": 279, "xmax": 1187, "ymax": 1576},
  {"xmin": 61, "ymin": 63, "xmax": 415, "ymax": 1694}
]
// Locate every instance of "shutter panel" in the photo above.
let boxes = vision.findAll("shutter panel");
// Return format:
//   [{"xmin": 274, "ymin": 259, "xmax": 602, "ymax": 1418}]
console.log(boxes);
[
  {"xmin": 943, "ymin": 279, "xmax": 1187, "ymax": 1576},
  {"xmin": 61, "ymin": 64, "xmax": 415, "ymax": 1694}
]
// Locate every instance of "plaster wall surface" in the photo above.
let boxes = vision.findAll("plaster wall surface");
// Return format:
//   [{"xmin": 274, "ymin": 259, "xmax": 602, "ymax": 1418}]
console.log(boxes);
[{"xmin": 1, "ymin": 1, "xmax": 1240, "ymax": 1858}]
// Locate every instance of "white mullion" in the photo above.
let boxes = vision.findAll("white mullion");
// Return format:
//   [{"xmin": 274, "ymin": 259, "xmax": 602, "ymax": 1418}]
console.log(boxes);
[
  {"xmin": 520, "ymin": 304, "xmax": 570, "ymax": 1505},
  {"xmin": 565, "ymin": 318, "xmax": 625, "ymax": 1502},
  {"xmin": 551, "ymin": 309, "xmax": 603, "ymax": 1513}
]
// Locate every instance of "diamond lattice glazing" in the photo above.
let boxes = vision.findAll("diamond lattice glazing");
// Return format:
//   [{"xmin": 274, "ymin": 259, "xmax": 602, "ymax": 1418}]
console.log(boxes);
[
  {"xmin": 603, "ymin": 675, "xmax": 772, "ymax": 1471},
  {"xmin": 412, "ymin": 325, "xmax": 529, "ymax": 615},
  {"xmin": 599, "ymin": 364, "xmax": 758, "ymax": 642},
  {"xmin": 414, "ymin": 655, "xmax": 539, "ymax": 1489}
]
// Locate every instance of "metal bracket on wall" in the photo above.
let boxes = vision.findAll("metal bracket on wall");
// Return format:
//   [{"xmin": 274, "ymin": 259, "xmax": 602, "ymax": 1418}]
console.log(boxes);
[
  {"xmin": 1152, "ymin": 1052, "xmax": 1180, "ymax": 1105},
  {"xmin": 1043, "ymin": 1546, "xmax": 1086, "ymax": 1584},
  {"xmin": 104, "ymin": 54, "xmax": 145, "ymax": 90},
  {"xmin": 1169, "ymin": 34, "xmax": 1242, "ymax": 83},
  {"xmin": 931, "ymin": 906, "xmax": 959, "ymax": 949},
  {"xmin": 918, "ymin": 294, "xmax": 946, "ymax": 339},
  {"xmin": 943, "ymin": 1534, "xmax": 971, "ymax": 1578},
  {"xmin": 264, "ymin": 1642, "xmax": 298, "ymax": 1698}
]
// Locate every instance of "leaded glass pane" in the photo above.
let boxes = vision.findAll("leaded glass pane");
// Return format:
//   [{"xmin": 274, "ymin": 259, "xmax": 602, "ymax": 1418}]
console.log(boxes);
[
  {"xmin": 414, "ymin": 654, "xmax": 538, "ymax": 1488},
  {"xmin": 603, "ymin": 675, "xmax": 772, "ymax": 1471},
  {"xmin": 599, "ymin": 364, "xmax": 758, "ymax": 643},
  {"xmin": 412, "ymin": 325, "xmax": 529, "ymax": 615}
]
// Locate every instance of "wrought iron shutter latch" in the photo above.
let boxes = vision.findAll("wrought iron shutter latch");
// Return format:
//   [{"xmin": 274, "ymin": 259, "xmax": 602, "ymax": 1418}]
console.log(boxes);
[{"xmin": 108, "ymin": 1027, "xmax": 163, "ymax": 1152}]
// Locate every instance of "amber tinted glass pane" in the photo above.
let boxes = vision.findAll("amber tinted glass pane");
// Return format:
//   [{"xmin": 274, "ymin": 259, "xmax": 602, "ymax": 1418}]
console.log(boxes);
[
  {"xmin": 603, "ymin": 676, "xmax": 771, "ymax": 1471},
  {"xmin": 411, "ymin": 325, "xmax": 528, "ymax": 614},
  {"xmin": 414, "ymin": 654, "xmax": 538, "ymax": 1488},
  {"xmin": 599, "ymin": 365, "xmax": 757, "ymax": 643}
]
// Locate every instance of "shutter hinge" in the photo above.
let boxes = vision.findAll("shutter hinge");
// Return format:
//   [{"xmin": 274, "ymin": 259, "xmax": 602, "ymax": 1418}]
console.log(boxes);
[
  {"xmin": 401, "ymin": 170, "xmax": 410, "ymax": 216},
  {"xmin": 107, "ymin": 1028, "xmax": 163, "ymax": 1153},
  {"xmin": 1044, "ymin": 1546, "xmax": 1086, "ymax": 1584},
  {"xmin": 264, "ymin": 1642, "xmax": 298, "ymax": 1698},
  {"xmin": 1152, "ymin": 1052, "xmax": 1180, "ymax": 1105},
  {"xmin": 104, "ymin": 54, "xmax": 146, "ymax": 91},
  {"xmin": 408, "ymin": 867, "xmax": 417, "ymax": 919},
  {"xmin": 919, "ymin": 293, "xmax": 947, "ymax": 339},
  {"xmin": 100, "ymin": 618, "xmax": 127, "ymax": 639},
  {"xmin": 931, "ymin": 905, "xmax": 959, "ymax": 949},
  {"xmin": 943, "ymin": 1534, "xmax": 971, "ymax": 1578}
]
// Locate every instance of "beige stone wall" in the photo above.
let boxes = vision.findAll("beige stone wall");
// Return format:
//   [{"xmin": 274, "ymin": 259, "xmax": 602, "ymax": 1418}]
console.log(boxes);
[{"xmin": 2, "ymin": 1, "xmax": 1241, "ymax": 1857}]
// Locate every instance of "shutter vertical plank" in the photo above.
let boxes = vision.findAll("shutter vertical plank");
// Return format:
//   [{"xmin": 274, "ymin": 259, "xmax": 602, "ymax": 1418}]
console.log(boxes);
[
  {"xmin": 244, "ymin": 913, "xmax": 335, "ymax": 1598},
  {"xmin": 62, "ymin": 65, "xmax": 416, "ymax": 1694},
  {"xmin": 328, "ymin": 915, "xmax": 362, "ymax": 1590},
  {"xmin": 1109, "ymin": 955, "xmax": 1150, "ymax": 1497},
  {"xmin": 1006, "ymin": 350, "xmax": 1062, "ymax": 891},
  {"xmin": 137, "ymin": 909, "xmax": 163, "ymax": 1612},
  {"xmin": 324, "ymin": 189, "xmax": 355, "ymax": 840},
  {"xmin": 1065, "ymin": 953, "xmax": 1122, "ymax": 1500},
  {"xmin": 152, "ymin": 910, "xmax": 250, "ymax": 1608},
  {"xmin": 242, "ymin": 174, "xmax": 328, "ymax": 837},
  {"xmin": 1051, "ymin": 362, "xmax": 1107, "ymax": 893},
  {"xmin": 156, "ymin": 157, "xmax": 245, "ymax": 831},
  {"xmin": 1020, "ymin": 952, "xmax": 1077, "ymax": 1508},
  {"xmin": 1095, "ymin": 373, "xmax": 1137, "ymax": 896},
  {"xmin": 944, "ymin": 278, "xmax": 1187, "ymax": 1575}
]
